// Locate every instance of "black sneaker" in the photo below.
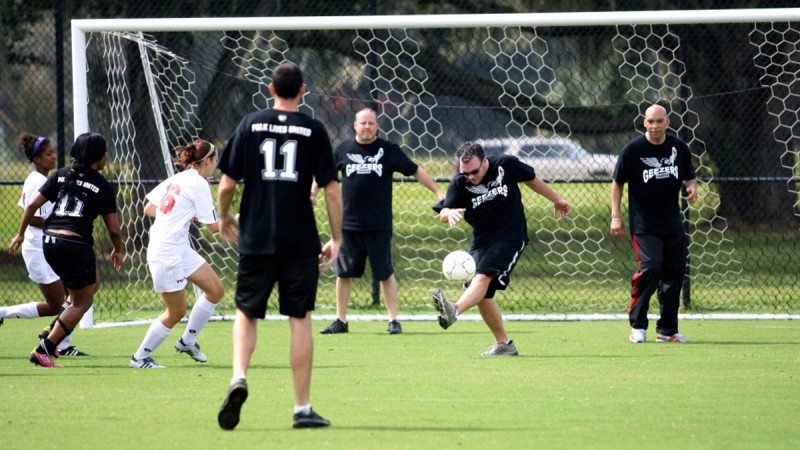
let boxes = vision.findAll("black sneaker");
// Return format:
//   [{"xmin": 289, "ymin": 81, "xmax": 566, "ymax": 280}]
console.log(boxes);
[
  {"xmin": 218, "ymin": 379, "xmax": 248, "ymax": 430},
  {"xmin": 0, "ymin": 318, "xmax": 4, "ymax": 327},
  {"xmin": 59, "ymin": 346, "xmax": 89, "ymax": 357},
  {"xmin": 293, "ymin": 409, "xmax": 331, "ymax": 428},
  {"xmin": 387, "ymin": 320, "xmax": 402, "ymax": 334},
  {"xmin": 320, "ymin": 319, "xmax": 348, "ymax": 334}
]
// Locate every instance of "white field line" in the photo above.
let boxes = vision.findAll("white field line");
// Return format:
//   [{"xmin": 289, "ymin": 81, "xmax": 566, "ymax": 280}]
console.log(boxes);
[{"xmin": 92, "ymin": 313, "xmax": 800, "ymax": 328}]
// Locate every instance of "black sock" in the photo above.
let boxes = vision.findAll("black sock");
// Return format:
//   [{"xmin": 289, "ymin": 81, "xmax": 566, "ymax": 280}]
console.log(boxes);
[{"xmin": 36, "ymin": 338, "xmax": 58, "ymax": 356}]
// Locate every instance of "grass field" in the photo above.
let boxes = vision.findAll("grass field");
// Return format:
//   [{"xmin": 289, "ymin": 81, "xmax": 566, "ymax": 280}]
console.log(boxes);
[
  {"xmin": 1, "ymin": 179, "xmax": 798, "ymax": 321},
  {"xmin": 1, "ymin": 318, "xmax": 798, "ymax": 449}
]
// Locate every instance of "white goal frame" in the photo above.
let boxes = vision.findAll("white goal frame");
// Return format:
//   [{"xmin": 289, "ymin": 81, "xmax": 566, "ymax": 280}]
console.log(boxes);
[{"xmin": 71, "ymin": 7, "xmax": 800, "ymax": 137}]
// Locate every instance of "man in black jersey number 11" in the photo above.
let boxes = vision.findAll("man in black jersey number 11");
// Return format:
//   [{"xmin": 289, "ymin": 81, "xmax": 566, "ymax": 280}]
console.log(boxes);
[{"xmin": 215, "ymin": 61, "xmax": 342, "ymax": 430}]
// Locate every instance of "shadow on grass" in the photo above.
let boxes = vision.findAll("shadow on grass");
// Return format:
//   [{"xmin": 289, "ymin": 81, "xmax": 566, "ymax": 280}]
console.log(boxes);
[
  {"xmin": 231, "ymin": 424, "xmax": 528, "ymax": 432},
  {"xmin": 688, "ymin": 340, "xmax": 800, "ymax": 346}
]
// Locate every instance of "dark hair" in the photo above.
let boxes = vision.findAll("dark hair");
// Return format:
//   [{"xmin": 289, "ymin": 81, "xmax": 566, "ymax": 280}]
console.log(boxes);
[
  {"xmin": 70, "ymin": 132, "xmax": 107, "ymax": 166},
  {"xmin": 272, "ymin": 61, "xmax": 303, "ymax": 99},
  {"xmin": 17, "ymin": 133, "xmax": 51, "ymax": 162},
  {"xmin": 58, "ymin": 132, "xmax": 108, "ymax": 206},
  {"xmin": 456, "ymin": 142, "xmax": 485, "ymax": 164},
  {"xmin": 174, "ymin": 139, "xmax": 215, "ymax": 169}
]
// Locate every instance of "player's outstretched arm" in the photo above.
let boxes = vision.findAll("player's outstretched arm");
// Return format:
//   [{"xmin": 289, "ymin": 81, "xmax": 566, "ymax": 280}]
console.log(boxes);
[
  {"xmin": 684, "ymin": 178, "xmax": 698, "ymax": 204},
  {"xmin": 439, "ymin": 208, "xmax": 466, "ymax": 227},
  {"xmin": 319, "ymin": 180, "xmax": 343, "ymax": 273},
  {"xmin": 143, "ymin": 201, "xmax": 157, "ymax": 218},
  {"xmin": 8, "ymin": 193, "xmax": 47, "ymax": 254},
  {"xmin": 216, "ymin": 174, "xmax": 239, "ymax": 242},
  {"xmin": 609, "ymin": 181, "xmax": 625, "ymax": 237},
  {"xmin": 413, "ymin": 165, "xmax": 445, "ymax": 201},
  {"xmin": 103, "ymin": 212, "xmax": 125, "ymax": 272},
  {"xmin": 525, "ymin": 178, "xmax": 571, "ymax": 219}
]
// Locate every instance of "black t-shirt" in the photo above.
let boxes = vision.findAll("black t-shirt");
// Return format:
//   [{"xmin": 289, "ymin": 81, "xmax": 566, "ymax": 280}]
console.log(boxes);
[
  {"xmin": 218, "ymin": 109, "xmax": 336, "ymax": 256},
  {"xmin": 434, "ymin": 155, "xmax": 535, "ymax": 250},
  {"xmin": 39, "ymin": 165, "xmax": 118, "ymax": 246},
  {"xmin": 613, "ymin": 133, "xmax": 697, "ymax": 235},
  {"xmin": 334, "ymin": 137, "xmax": 418, "ymax": 231}
]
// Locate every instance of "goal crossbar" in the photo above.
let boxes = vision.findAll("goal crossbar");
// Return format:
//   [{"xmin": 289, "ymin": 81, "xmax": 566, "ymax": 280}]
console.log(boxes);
[{"xmin": 71, "ymin": 8, "xmax": 800, "ymax": 137}]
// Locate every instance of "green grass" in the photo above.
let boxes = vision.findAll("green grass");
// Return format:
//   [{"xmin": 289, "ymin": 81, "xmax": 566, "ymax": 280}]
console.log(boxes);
[
  {"xmin": 1, "ymin": 177, "xmax": 798, "ymax": 319},
  {"xmin": 1, "ymin": 318, "xmax": 798, "ymax": 449}
]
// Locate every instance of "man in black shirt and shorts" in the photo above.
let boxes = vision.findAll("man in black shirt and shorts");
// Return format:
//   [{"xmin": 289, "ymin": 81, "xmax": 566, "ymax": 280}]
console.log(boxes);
[
  {"xmin": 319, "ymin": 108, "xmax": 444, "ymax": 336},
  {"xmin": 216, "ymin": 61, "xmax": 343, "ymax": 429},
  {"xmin": 433, "ymin": 142, "xmax": 571, "ymax": 356},
  {"xmin": 611, "ymin": 104, "xmax": 698, "ymax": 344}
]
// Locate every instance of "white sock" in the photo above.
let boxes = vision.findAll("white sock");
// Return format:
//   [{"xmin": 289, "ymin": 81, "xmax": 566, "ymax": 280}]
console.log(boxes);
[
  {"xmin": 133, "ymin": 320, "xmax": 172, "ymax": 360},
  {"xmin": 0, "ymin": 302, "xmax": 40, "ymax": 319},
  {"xmin": 180, "ymin": 295, "xmax": 217, "ymax": 346},
  {"xmin": 230, "ymin": 375, "xmax": 246, "ymax": 386},
  {"xmin": 57, "ymin": 333, "xmax": 75, "ymax": 351},
  {"xmin": 294, "ymin": 403, "xmax": 311, "ymax": 415}
]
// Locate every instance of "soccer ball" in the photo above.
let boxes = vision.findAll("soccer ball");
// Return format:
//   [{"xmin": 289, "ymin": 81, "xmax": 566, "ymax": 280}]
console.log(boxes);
[{"xmin": 442, "ymin": 250, "xmax": 476, "ymax": 282}]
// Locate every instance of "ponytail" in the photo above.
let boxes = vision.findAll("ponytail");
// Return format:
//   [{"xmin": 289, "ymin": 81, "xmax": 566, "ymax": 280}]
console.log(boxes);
[{"xmin": 173, "ymin": 139, "xmax": 215, "ymax": 170}]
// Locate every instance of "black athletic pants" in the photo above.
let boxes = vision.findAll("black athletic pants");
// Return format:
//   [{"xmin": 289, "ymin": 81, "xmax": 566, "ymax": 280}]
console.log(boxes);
[{"xmin": 628, "ymin": 233, "xmax": 687, "ymax": 335}]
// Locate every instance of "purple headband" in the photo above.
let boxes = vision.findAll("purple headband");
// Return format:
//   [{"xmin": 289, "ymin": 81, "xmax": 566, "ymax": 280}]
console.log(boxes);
[{"xmin": 32, "ymin": 136, "xmax": 47, "ymax": 157}]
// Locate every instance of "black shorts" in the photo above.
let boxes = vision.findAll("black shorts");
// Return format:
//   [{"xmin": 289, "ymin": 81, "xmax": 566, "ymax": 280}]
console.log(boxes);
[
  {"xmin": 235, "ymin": 253, "xmax": 319, "ymax": 319},
  {"xmin": 333, "ymin": 229, "xmax": 394, "ymax": 280},
  {"xmin": 469, "ymin": 240, "xmax": 526, "ymax": 299},
  {"xmin": 42, "ymin": 233, "xmax": 97, "ymax": 290}
]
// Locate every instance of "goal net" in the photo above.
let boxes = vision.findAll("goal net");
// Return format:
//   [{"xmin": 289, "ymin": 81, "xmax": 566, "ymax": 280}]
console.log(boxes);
[{"xmin": 72, "ymin": 9, "xmax": 800, "ymax": 322}]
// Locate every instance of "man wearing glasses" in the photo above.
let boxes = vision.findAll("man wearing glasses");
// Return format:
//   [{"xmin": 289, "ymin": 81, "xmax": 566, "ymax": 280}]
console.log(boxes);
[{"xmin": 432, "ymin": 141, "xmax": 571, "ymax": 356}]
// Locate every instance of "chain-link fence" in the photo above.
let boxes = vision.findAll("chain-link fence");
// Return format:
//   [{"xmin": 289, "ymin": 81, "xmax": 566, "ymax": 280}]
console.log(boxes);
[{"xmin": 2, "ymin": 1, "xmax": 799, "ymax": 322}]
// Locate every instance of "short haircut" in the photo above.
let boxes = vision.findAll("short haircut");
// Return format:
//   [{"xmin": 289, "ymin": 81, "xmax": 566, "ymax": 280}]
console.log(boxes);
[
  {"xmin": 456, "ymin": 141, "xmax": 485, "ymax": 164},
  {"xmin": 272, "ymin": 61, "xmax": 304, "ymax": 99}
]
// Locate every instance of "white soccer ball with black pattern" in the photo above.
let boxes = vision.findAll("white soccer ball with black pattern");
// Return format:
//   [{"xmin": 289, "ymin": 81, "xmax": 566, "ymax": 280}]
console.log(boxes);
[{"xmin": 442, "ymin": 250, "xmax": 476, "ymax": 282}]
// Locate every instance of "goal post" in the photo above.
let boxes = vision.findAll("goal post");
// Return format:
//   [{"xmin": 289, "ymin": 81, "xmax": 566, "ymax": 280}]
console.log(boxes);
[
  {"xmin": 71, "ymin": 8, "xmax": 800, "ymax": 323},
  {"xmin": 71, "ymin": 8, "xmax": 800, "ymax": 136}
]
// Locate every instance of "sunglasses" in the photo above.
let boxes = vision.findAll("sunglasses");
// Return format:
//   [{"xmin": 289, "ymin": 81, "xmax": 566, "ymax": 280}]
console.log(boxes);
[{"xmin": 460, "ymin": 158, "xmax": 484, "ymax": 176}]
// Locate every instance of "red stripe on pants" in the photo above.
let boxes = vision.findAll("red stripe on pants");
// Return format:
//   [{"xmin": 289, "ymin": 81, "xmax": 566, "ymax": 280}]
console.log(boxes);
[{"xmin": 628, "ymin": 235, "xmax": 641, "ymax": 315}]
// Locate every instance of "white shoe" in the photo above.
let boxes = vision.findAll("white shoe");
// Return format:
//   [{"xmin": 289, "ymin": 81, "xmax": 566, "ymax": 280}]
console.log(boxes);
[
  {"xmin": 175, "ymin": 338, "xmax": 208, "ymax": 363},
  {"xmin": 629, "ymin": 328, "xmax": 647, "ymax": 343},
  {"xmin": 130, "ymin": 355, "xmax": 165, "ymax": 369},
  {"xmin": 656, "ymin": 333, "xmax": 688, "ymax": 343},
  {"xmin": 432, "ymin": 289, "xmax": 458, "ymax": 330}
]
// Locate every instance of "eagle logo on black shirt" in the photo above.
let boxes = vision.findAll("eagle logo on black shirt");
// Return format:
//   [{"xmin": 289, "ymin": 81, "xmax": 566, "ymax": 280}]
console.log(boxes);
[
  {"xmin": 346, "ymin": 148, "xmax": 384, "ymax": 176},
  {"xmin": 641, "ymin": 147, "xmax": 679, "ymax": 183},
  {"xmin": 466, "ymin": 167, "xmax": 508, "ymax": 208}
]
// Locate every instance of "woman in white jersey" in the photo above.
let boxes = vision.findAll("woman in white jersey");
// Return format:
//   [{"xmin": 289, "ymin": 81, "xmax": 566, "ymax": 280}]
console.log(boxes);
[
  {"xmin": 130, "ymin": 139, "xmax": 230, "ymax": 369},
  {"xmin": 1, "ymin": 133, "xmax": 87, "ymax": 356}
]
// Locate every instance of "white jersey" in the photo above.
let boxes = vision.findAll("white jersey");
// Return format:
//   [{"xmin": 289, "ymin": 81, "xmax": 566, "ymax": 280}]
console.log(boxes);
[
  {"xmin": 18, "ymin": 171, "xmax": 53, "ymax": 252},
  {"xmin": 146, "ymin": 168, "xmax": 218, "ymax": 261}
]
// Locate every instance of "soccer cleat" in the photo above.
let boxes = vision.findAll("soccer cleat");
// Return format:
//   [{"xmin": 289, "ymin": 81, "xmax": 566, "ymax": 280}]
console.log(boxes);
[
  {"xmin": 129, "ymin": 355, "xmax": 165, "ymax": 369},
  {"xmin": 320, "ymin": 319, "xmax": 348, "ymax": 334},
  {"xmin": 292, "ymin": 409, "xmax": 331, "ymax": 429},
  {"xmin": 656, "ymin": 333, "xmax": 688, "ymax": 343},
  {"xmin": 59, "ymin": 346, "xmax": 89, "ymax": 357},
  {"xmin": 175, "ymin": 338, "xmax": 208, "ymax": 363},
  {"xmin": 218, "ymin": 379, "xmax": 248, "ymax": 430},
  {"xmin": 481, "ymin": 340, "xmax": 519, "ymax": 357},
  {"xmin": 387, "ymin": 320, "xmax": 402, "ymax": 335},
  {"xmin": 432, "ymin": 289, "xmax": 457, "ymax": 330},
  {"xmin": 629, "ymin": 328, "xmax": 647, "ymax": 343},
  {"xmin": 29, "ymin": 351, "xmax": 61, "ymax": 368},
  {"xmin": 0, "ymin": 318, "xmax": 4, "ymax": 327}
]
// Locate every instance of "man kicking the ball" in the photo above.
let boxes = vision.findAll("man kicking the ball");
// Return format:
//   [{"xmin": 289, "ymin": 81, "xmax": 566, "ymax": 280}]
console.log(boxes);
[{"xmin": 432, "ymin": 142, "xmax": 570, "ymax": 356}]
